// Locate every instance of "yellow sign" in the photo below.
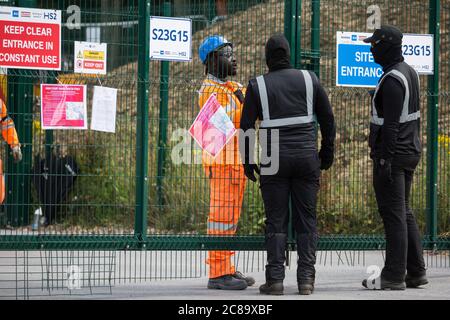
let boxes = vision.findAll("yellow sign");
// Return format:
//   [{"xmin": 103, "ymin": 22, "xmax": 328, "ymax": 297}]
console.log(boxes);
[{"xmin": 83, "ymin": 50, "xmax": 104, "ymax": 60}]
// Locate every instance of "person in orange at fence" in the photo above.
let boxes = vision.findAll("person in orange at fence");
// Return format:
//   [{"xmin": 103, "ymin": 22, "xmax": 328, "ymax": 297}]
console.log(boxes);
[
  {"xmin": 198, "ymin": 35, "xmax": 255, "ymax": 290},
  {"xmin": 0, "ymin": 98, "xmax": 22, "ymax": 204}
]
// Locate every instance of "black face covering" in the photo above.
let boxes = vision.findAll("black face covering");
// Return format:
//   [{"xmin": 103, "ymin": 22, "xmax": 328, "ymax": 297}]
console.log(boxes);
[
  {"xmin": 265, "ymin": 34, "xmax": 292, "ymax": 71},
  {"xmin": 370, "ymin": 41, "xmax": 404, "ymax": 69}
]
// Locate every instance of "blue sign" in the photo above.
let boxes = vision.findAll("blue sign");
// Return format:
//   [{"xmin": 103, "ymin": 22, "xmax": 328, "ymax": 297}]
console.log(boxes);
[
  {"xmin": 336, "ymin": 31, "xmax": 434, "ymax": 87},
  {"xmin": 336, "ymin": 43, "xmax": 382, "ymax": 87}
]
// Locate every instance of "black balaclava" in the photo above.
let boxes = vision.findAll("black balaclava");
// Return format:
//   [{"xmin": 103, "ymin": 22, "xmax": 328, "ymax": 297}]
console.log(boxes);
[
  {"xmin": 265, "ymin": 34, "xmax": 292, "ymax": 72},
  {"xmin": 370, "ymin": 41, "xmax": 404, "ymax": 70}
]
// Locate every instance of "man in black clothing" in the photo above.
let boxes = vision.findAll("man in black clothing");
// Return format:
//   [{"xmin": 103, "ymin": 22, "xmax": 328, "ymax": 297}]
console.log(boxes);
[
  {"xmin": 239, "ymin": 34, "xmax": 336, "ymax": 295},
  {"xmin": 363, "ymin": 25, "xmax": 428, "ymax": 290}
]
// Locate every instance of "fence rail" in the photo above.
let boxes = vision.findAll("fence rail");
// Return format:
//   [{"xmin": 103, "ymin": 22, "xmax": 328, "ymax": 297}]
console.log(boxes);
[{"xmin": 0, "ymin": 0, "xmax": 448, "ymax": 252}]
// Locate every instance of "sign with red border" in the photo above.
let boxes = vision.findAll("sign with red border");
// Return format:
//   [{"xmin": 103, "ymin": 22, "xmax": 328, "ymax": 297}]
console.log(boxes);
[
  {"xmin": 41, "ymin": 84, "xmax": 87, "ymax": 130},
  {"xmin": 0, "ymin": 6, "xmax": 61, "ymax": 70}
]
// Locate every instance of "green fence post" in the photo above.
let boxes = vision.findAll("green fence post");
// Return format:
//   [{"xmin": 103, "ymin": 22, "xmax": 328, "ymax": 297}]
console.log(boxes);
[
  {"xmin": 311, "ymin": 0, "xmax": 320, "ymax": 75},
  {"xmin": 284, "ymin": 0, "xmax": 302, "ymax": 252},
  {"xmin": 426, "ymin": 0, "xmax": 440, "ymax": 248},
  {"xmin": 5, "ymin": 0, "xmax": 36, "ymax": 227},
  {"xmin": 295, "ymin": 0, "xmax": 302, "ymax": 69},
  {"xmin": 134, "ymin": 0, "xmax": 151, "ymax": 241},
  {"xmin": 156, "ymin": 2, "xmax": 171, "ymax": 207},
  {"xmin": 284, "ymin": 0, "xmax": 296, "ymax": 63},
  {"xmin": 6, "ymin": 75, "xmax": 33, "ymax": 227},
  {"xmin": 207, "ymin": 0, "xmax": 215, "ymax": 23},
  {"xmin": 284, "ymin": 0, "xmax": 294, "ymax": 251}
]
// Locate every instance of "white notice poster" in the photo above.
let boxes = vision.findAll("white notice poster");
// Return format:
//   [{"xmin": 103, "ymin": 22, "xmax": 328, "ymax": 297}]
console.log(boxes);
[{"xmin": 91, "ymin": 86, "xmax": 117, "ymax": 133}]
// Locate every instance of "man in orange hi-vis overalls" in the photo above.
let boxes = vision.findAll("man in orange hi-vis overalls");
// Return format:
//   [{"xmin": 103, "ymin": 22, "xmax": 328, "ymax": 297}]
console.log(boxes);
[
  {"xmin": 0, "ymin": 98, "xmax": 22, "ymax": 204},
  {"xmin": 198, "ymin": 35, "xmax": 255, "ymax": 290}
]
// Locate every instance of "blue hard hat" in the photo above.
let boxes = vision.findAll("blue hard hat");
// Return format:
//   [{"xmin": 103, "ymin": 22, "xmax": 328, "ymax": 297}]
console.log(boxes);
[{"xmin": 198, "ymin": 35, "xmax": 232, "ymax": 64}]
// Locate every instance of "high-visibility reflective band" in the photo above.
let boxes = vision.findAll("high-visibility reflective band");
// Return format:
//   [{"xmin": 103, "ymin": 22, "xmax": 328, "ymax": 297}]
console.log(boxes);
[
  {"xmin": 1, "ymin": 116, "xmax": 12, "ymax": 123},
  {"xmin": 207, "ymin": 221, "xmax": 237, "ymax": 232},
  {"xmin": 371, "ymin": 69, "xmax": 420, "ymax": 125},
  {"xmin": 1, "ymin": 123, "xmax": 15, "ymax": 130},
  {"xmin": 256, "ymin": 75, "xmax": 270, "ymax": 120},
  {"xmin": 257, "ymin": 70, "xmax": 315, "ymax": 128},
  {"xmin": 302, "ymin": 70, "xmax": 314, "ymax": 115}
]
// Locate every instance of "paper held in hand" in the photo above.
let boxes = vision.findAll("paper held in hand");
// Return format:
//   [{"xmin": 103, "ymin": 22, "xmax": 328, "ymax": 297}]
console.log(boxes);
[{"xmin": 189, "ymin": 94, "xmax": 237, "ymax": 158}]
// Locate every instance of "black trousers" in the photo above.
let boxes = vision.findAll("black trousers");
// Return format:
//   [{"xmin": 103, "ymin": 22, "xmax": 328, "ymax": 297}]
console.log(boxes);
[
  {"xmin": 373, "ymin": 155, "xmax": 426, "ymax": 282},
  {"xmin": 260, "ymin": 151, "xmax": 320, "ymax": 282}
]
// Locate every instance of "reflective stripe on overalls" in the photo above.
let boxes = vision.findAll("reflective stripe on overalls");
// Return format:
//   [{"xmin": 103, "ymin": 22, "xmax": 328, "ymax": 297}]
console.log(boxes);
[
  {"xmin": 256, "ymin": 70, "xmax": 316, "ymax": 127},
  {"xmin": 207, "ymin": 221, "xmax": 237, "ymax": 232},
  {"xmin": 371, "ymin": 69, "xmax": 420, "ymax": 125}
]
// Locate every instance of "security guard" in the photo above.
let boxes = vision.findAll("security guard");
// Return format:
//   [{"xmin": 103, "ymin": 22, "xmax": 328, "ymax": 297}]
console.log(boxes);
[
  {"xmin": 240, "ymin": 34, "xmax": 336, "ymax": 295},
  {"xmin": 363, "ymin": 25, "xmax": 427, "ymax": 290},
  {"xmin": 198, "ymin": 35, "xmax": 255, "ymax": 290}
]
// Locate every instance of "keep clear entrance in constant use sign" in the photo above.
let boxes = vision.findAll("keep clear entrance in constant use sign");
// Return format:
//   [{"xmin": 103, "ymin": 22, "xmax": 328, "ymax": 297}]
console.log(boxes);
[
  {"xmin": 0, "ymin": 6, "xmax": 61, "ymax": 70},
  {"xmin": 336, "ymin": 31, "xmax": 434, "ymax": 87},
  {"xmin": 149, "ymin": 16, "xmax": 192, "ymax": 61}
]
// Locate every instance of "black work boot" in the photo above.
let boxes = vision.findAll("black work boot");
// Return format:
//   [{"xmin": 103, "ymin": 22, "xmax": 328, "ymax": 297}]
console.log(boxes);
[
  {"xmin": 405, "ymin": 273, "xmax": 428, "ymax": 288},
  {"xmin": 233, "ymin": 271, "xmax": 255, "ymax": 286},
  {"xmin": 296, "ymin": 233, "xmax": 318, "ymax": 295},
  {"xmin": 298, "ymin": 279, "xmax": 315, "ymax": 295},
  {"xmin": 362, "ymin": 277, "xmax": 406, "ymax": 290},
  {"xmin": 259, "ymin": 281, "xmax": 284, "ymax": 295},
  {"xmin": 207, "ymin": 274, "xmax": 248, "ymax": 290},
  {"xmin": 265, "ymin": 233, "xmax": 287, "ymax": 283}
]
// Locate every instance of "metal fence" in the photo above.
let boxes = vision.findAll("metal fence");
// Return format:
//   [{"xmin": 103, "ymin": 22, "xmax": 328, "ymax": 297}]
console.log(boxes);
[{"xmin": 0, "ymin": 0, "xmax": 449, "ymax": 288}]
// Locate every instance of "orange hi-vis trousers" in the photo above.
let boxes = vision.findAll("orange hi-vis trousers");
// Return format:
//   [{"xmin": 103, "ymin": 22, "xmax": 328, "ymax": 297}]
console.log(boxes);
[{"xmin": 205, "ymin": 164, "xmax": 246, "ymax": 278}]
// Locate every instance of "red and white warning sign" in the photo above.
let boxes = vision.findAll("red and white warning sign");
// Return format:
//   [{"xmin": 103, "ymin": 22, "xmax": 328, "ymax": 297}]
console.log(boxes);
[
  {"xmin": 74, "ymin": 41, "xmax": 107, "ymax": 75},
  {"xmin": 0, "ymin": 6, "xmax": 61, "ymax": 70},
  {"xmin": 41, "ymin": 84, "xmax": 87, "ymax": 130}
]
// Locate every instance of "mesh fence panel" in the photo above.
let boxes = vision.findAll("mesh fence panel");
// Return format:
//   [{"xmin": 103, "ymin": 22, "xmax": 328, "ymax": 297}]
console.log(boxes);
[{"xmin": 0, "ymin": 0, "xmax": 448, "ymax": 293}]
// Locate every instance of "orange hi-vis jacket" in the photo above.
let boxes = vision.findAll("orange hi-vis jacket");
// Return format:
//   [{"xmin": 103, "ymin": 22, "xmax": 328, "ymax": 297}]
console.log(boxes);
[
  {"xmin": 0, "ymin": 98, "xmax": 20, "ymax": 204},
  {"xmin": 198, "ymin": 74, "xmax": 245, "ymax": 166},
  {"xmin": 0, "ymin": 98, "xmax": 20, "ymax": 148}
]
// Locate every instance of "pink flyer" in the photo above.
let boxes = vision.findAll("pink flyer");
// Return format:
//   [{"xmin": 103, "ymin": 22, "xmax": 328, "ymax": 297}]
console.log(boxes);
[
  {"xmin": 189, "ymin": 94, "xmax": 237, "ymax": 158},
  {"xmin": 41, "ymin": 84, "xmax": 87, "ymax": 130}
]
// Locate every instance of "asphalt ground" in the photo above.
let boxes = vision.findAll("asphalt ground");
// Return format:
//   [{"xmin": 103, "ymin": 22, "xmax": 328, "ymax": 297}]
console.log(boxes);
[{"xmin": 1, "ymin": 250, "xmax": 448, "ymax": 300}]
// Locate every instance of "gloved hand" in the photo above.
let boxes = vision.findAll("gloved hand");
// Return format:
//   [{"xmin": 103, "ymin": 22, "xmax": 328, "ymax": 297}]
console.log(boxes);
[
  {"xmin": 376, "ymin": 159, "xmax": 393, "ymax": 184},
  {"xmin": 11, "ymin": 146, "xmax": 22, "ymax": 163},
  {"xmin": 243, "ymin": 164, "xmax": 260, "ymax": 182},
  {"xmin": 319, "ymin": 149, "xmax": 334, "ymax": 170}
]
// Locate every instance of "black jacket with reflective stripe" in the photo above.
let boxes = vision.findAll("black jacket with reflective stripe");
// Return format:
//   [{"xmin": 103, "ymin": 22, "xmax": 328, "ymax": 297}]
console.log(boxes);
[
  {"xmin": 241, "ymin": 68, "xmax": 335, "ymax": 153},
  {"xmin": 369, "ymin": 61, "xmax": 421, "ymax": 159}
]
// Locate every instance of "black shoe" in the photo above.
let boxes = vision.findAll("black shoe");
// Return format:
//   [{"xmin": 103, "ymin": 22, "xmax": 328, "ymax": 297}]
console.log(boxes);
[
  {"xmin": 207, "ymin": 275, "xmax": 247, "ymax": 290},
  {"xmin": 405, "ymin": 274, "xmax": 428, "ymax": 288},
  {"xmin": 259, "ymin": 281, "xmax": 283, "ymax": 295},
  {"xmin": 362, "ymin": 277, "xmax": 406, "ymax": 290},
  {"xmin": 233, "ymin": 271, "xmax": 255, "ymax": 286},
  {"xmin": 298, "ymin": 280, "xmax": 315, "ymax": 295}
]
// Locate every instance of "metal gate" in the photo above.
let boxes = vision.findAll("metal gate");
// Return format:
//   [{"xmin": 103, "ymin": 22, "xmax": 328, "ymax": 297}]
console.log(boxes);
[{"xmin": 0, "ymin": 0, "xmax": 449, "ymax": 298}]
